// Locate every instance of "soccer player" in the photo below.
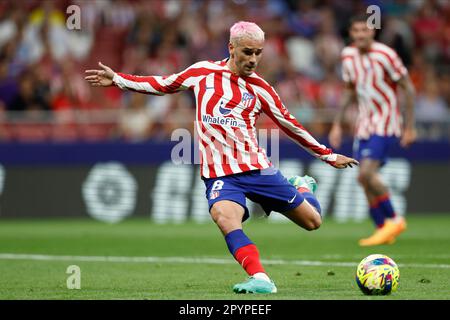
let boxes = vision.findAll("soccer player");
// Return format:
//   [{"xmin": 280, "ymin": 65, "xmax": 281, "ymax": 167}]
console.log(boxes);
[
  {"xmin": 329, "ymin": 16, "xmax": 417, "ymax": 246},
  {"xmin": 85, "ymin": 21, "xmax": 358, "ymax": 294}
]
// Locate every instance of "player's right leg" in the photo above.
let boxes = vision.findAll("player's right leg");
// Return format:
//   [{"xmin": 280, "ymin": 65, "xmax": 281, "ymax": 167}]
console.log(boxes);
[
  {"xmin": 210, "ymin": 200, "xmax": 277, "ymax": 294},
  {"xmin": 285, "ymin": 175, "xmax": 322, "ymax": 230}
]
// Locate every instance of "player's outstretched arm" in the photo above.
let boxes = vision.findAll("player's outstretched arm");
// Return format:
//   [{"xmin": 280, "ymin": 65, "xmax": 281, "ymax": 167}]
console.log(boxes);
[
  {"xmin": 85, "ymin": 62, "xmax": 115, "ymax": 87},
  {"xmin": 85, "ymin": 61, "xmax": 205, "ymax": 95},
  {"xmin": 255, "ymin": 82, "xmax": 358, "ymax": 170}
]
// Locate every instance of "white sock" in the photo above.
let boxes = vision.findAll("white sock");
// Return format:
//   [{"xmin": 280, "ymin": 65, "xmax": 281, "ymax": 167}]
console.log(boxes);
[{"xmin": 252, "ymin": 272, "xmax": 271, "ymax": 282}]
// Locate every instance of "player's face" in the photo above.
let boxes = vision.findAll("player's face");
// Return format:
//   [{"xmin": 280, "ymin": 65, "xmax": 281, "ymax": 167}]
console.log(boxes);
[
  {"xmin": 229, "ymin": 38, "xmax": 264, "ymax": 77},
  {"xmin": 350, "ymin": 21, "xmax": 375, "ymax": 51}
]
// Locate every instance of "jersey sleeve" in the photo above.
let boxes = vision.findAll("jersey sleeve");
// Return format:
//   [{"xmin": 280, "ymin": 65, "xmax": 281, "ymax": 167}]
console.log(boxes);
[
  {"xmin": 340, "ymin": 48, "xmax": 355, "ymax": 84},
  {"xmin": 256, "ymin": 82, "xmax": 334, "ymax": 161},
  {"xmin": 112, "ymin": 61, "xmax": 207, "ymax": 95},
  {"xmin": 383, "ymin": 49, "xmax": 408, "ymax": 82},
  {"xmin": 341, "ymin": 59, "xmax": 352, "ymax": 84}
]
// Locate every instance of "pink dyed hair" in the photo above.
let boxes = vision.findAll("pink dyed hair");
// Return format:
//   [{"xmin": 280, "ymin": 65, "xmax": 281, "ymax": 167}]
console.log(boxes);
[{"xmin": 229, "ymin": 21, "xmax": 265, "ymax": 45}]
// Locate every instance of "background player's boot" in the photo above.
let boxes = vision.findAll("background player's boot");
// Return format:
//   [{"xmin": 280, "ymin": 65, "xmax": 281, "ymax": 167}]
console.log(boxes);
[
  {"xmin": 389, "ymin": 216, "xmax": 407, "ymax": 238},
  {"xmin": 288, "ymin": 175, "xmax": 317, "ymax": 193},
  {"xmin": 233, "ymin": 277, "xmax": 277, "ymax": 294},
  {"xmin": 359, "ymin": 221, "xmax": 396, "ymax": 246}
]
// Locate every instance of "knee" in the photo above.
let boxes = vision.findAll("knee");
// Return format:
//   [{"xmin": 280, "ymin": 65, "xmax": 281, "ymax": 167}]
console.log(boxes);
[
  {"xmin": 210, "ymin": 204, "xmax": 239, "ymax": 230},
  {"xmin": 210, "ymin": 206, "xmax": 227, "ymax": 226},
  {"xmin": 358, "ymin": 171, "xmax": 372, "ymax": 187},
  {"xmin": 213, "ymin": 214, "xmax": 232, "ymax": 230},
  {"xmin": 305, "ymin": 214, "xmax": 322, "ymax": 231}
]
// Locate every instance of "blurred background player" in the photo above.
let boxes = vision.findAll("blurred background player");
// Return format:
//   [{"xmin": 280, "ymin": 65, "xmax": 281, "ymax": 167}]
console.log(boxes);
[
  {"xmin": 85, "ymin": 21, "xmax": 358, "ymax": 294},
  {"xmin": 328, "ymin": 15, "xmax": 417, "ymax": 246}
]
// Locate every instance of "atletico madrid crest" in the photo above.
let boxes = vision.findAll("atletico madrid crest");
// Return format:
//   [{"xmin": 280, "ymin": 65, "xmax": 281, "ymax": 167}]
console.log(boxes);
[
  {"xmin": 241, "ymin": 92, "xmax": 255, "ymax": 108},
  {"xmin": 210, "ymin": 191, "xmax": 220, "ymax": 200}
]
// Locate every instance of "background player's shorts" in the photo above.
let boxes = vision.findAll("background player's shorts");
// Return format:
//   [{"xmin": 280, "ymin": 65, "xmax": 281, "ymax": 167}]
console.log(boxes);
[
  {"xmin": 353, "ymin": 135, "xmax": 399, "ymax": 166},
  {"xmin": 203, "ymin": 166, "xmax": 304, "ymax": 222}
]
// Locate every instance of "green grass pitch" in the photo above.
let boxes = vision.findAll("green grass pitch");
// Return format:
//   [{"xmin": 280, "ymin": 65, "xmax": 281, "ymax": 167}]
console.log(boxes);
[{"xmin": 0, "ymin": 215, "xmax": 449, "ymax": 300}]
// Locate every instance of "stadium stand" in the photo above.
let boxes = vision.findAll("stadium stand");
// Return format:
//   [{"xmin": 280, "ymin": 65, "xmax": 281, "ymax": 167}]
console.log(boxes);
[{"xmin": 0, "ymin": 0, "xmax": 448, "ymax": 142}]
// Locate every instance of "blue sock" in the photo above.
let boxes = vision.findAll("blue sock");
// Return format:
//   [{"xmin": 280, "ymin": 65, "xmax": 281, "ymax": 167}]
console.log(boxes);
[
  {"xmin": 301, "ymin": 192, "xmax": 322, "ymax": 215},
  {"xmin": 378, "ymin": 195, "xmax": 396, "ymax": 219},
  {"xmin": 224, "ymin": 229, "xmax": 253, "ymax": 255},
  {"xmin": 369, "ymin": 204, "xmax": 385, "ymax": 228}
]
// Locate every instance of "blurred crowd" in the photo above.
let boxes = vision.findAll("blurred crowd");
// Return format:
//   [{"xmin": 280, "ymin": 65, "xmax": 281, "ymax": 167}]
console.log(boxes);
[{"xmin": 0, "ymin": 0, "xmax": 449, "ymax": 142}]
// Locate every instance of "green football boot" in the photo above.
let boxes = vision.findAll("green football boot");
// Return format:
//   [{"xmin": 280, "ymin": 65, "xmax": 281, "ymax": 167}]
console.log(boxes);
[
  {"xmin": 233, "ymin": 277, "xmax": 277, "ymax": 294},
  {"xmin": 288, "ymin": 175, "xmax": 318, "ymax": 194}
]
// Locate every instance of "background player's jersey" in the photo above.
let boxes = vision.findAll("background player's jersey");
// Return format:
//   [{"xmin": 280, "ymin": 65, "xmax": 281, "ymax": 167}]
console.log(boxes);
[
  {"xmin": 341, "ymin": 41, "xmax": 408, "ymax": 139},
  {"xmin": 113, "ymin": 59, "xmax": 333, "ymax": 178}
]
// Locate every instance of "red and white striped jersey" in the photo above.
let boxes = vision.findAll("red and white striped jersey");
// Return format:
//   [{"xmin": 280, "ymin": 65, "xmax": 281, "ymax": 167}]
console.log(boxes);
[
  {"xmin": 341, "ymin": 41, "xmax": 408, "ymax": 139},
  {"xmin": 113, "ymin": 59, "xmax": 334, "ymax": 178}
]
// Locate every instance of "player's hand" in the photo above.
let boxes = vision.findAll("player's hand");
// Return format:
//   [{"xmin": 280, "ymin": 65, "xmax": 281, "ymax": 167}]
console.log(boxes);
[
  {"xmin": 400, "ymin": 127, "xmax": 417, "ymax": 148},
  {"xmin": 321, "ymin": 153, "xmax": 359, "ymax": 169},
  {"xmin": 85, "ymin": 62, "xmax": 115, "ymax": 87},
  {"xmin": 329, "ymin": 124, "xmax": 342, "ymax": 149},
  {"xmin": 333, "ymin": 154, "xmax": 359, "ymax": 169}
]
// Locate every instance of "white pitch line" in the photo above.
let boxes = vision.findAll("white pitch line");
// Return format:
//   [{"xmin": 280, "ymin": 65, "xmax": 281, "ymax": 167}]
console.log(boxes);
[{"xmin": 0, "ymin": 253, "xmax": 449, "ymax": 269}]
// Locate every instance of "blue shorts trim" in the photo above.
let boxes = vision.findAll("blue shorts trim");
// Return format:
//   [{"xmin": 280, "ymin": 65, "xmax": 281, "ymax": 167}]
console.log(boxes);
[
  {"xmin": 353, "ymin": 135, "xmax": 399, "ymax": 166},
  {"xmin": 203, "ymin": 167, "xmax": 305, "ymax": 222}
]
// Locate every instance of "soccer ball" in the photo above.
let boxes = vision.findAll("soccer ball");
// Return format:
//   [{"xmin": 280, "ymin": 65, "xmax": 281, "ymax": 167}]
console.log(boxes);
[{"xmin": 356, "ymin": 254, "xmax": 400, "ymax": 295}]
